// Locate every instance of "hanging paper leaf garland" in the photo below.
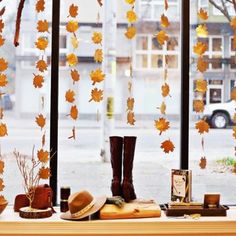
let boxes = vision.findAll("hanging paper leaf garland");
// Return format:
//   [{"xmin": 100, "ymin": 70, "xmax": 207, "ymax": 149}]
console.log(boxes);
[
  {"xmin": 124, "ymin": 0, "xmax": 137, "ymax": 125},
  {"xmin": 194, "ymin": 8, "xmax": 209, "ymax": 169},
  {"xmin": 154, "ymin": 0, "xmax": 175, "ymax": 154},
  {"xmin": 34, "ymin": 0, "xmax": 50, "ymax": 179},
  {"xmin": 66, "ymin": 4, "xmax": 80, "ymax": 140}
]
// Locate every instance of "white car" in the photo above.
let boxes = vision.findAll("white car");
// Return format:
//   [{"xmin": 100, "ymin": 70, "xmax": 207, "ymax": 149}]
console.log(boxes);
[{"xmin": 203, "ymin": 100, "xmax": 236, "ymax": 128}]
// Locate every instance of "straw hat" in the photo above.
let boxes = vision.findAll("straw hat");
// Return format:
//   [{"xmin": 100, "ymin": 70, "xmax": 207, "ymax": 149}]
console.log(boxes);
[{"xmin": 61, "ymin": 190, "xmax": 106, "ymax": 220}]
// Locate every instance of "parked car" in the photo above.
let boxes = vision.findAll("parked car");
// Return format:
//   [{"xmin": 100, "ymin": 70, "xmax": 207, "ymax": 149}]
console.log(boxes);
[{"xmin": 203, "ymin": 100, "xmax": 236, "ymax": 128}]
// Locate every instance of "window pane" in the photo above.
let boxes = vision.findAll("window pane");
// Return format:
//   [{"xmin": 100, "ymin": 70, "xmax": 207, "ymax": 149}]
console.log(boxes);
[
  {"xmin": 151, "ymin": 55, "xmax": 163, "ymax": 68},
  {"xmin": 212, "ymin": 38, "xmax": 222, "ymax": 52},
  {"xmin": 166, "ymin": 55, "xmax": 178, "ymax": 68},
  {"xmin": 211, "ymin": 55, "xmax": 222, "ymax": 69},
  {"xmin": 137, "ymin": 36, "xmax": 148, "ymax": 50},
  {"xmin": 137, "ymin": 54, "xmax": 148, "ymax": 68},
  {"xmin": 167, "ymin": 37, "xmax": 178, "ymax": 51}
]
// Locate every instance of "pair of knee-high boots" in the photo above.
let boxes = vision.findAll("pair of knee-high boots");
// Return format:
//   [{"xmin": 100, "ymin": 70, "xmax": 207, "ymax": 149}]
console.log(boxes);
[{"xmin": 109, "ymin": 136, "xmax": 136, "ymax": 202}]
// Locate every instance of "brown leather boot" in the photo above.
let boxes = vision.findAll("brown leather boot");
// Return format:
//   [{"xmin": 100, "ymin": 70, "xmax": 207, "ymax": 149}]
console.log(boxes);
[
  {"xmin": 122, "ymin": 136, "xmax": 137, "ymax": 202},
  {"xmin": 109, "ymin": 136, "xmax": 123, "ymax": 196}
]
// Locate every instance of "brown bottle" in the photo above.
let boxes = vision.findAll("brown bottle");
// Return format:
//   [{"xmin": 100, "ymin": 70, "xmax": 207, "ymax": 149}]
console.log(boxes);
[{"xmin": 60, "ymin": 187, "xmax": 71, "ymax": 212}]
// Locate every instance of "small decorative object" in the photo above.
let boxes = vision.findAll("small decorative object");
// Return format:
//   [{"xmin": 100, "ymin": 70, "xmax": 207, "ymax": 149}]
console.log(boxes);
[
  {"xmin": 171, "ymin": 169, "xmax": 192, "ymax": 203},
  {"xmin": 60, "ymin": 186, "xmax": 71, "ymax": 212},
  {"xmin": 204, "ymin": 193, "xmax": 220, "ymax": 208}
]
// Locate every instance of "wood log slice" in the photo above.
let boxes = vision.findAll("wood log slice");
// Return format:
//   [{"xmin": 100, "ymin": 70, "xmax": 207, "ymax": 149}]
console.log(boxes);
[{"xmin": 19, "ymin": 207, "xmax": 52, "ymax": 219}]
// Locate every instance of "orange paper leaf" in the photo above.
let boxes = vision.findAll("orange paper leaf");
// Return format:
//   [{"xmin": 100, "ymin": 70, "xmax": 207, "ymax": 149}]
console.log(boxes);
[
  {"xmin": 233, "ymin": 35, "xmax": 236, "ymax": 50},
  {"xmin": 0, "ymin": 58, "xmax": 8, "ymax": 72},
  {"xmin": 33, "ymin": 74, "xmax": 44, "ymax": 88},
  {"xmin": 0, "ymin": 123, "xmax": 7, "ymax": 137},
  {"xmin": 193, "ymin": 100, "xmax": 204, "ymax": 113},
  {"xmin": 37, "ymin": 20, "xmax": 49, "ymax": 33},
  {"xmin": 231, "ymin": 87, "xmax": 236, "ymax": 101},
  {"xmin": 0, "ymin": 20, "xmax": 4, "ymax": 33},
  {"xmin": 0, "ymin": 179, "xmax": 4, "ymax": 191},
  {"xmin": 36, "ymin": 59, "xmax": 48, "ymax": 72},
  {"xmin": 35, "ymin": 0, "xmax": 45, "ymax": 12},
  {"xmin": 231, "ymin": 17, "xmax": 236, "ymax": 30},
  {"xmin": 160, "ymin": 14, "xmax": 170, "ymax": 28},
  {"xmin": 39, "ymin": 167, "xmax": 51, "ymax": 179},
  {"xmin": 37, "ymin": 149, "xmax": 49, "ymax": 163},
  {"xmin": 197, "ymin": 57, "xmax": 208, "ymax": 73},
  {"xmin": 155, "ymin": 118, "xmax": 170, "ymax": 135},
  {"xmin": 233, "ymin": 127, "xmax": 236, "ymax": 139},
  {"xmin": 0, "ymin": 160, "xmax": 4, "ymax": 174},
  {"xmin": 193, "ymin": 41, "xmax": 208, "ymax": 56},
  {"xmin": 126, "ymin": 10, "xmax": 137, "ymax": 23},
  {"xmin": 66, "ymin": 20, "xmax": 79, "ymax": 33},
  {"xmin": 35, "ymin": 37, "xmax": 48, "ymax": 51},
  {"xmin": 92, "ymin": 32, "xmax": 102, "ymax": 44},
  {"xmin": 90, "ymin": 68, "xmax": 105, "ymax": 85},
  {"xmin": 156, "ymin": 30, "xmax": 169, "ymax": 45},
  {"xmin": 161, "ymin": 139, "xmax": 175, "ymax": 153},
  {"xmin": 125, "ymin": 26, "xmax": 136, "ymax": 39},
  {"xmin": 71, "ymin": 69, "xmax": 80, "ymax": 83},
  {"xmin": 65, "ymin": 89, "xmax": 75, "ymax": 103},
  {"xmin": 161, "ymin": 83, "xmax": 170, "ymax": 97},
  {"xmin": 94, "ymin": 49, "xmax": 103, "ymax": 63},
  {"xmin": 198, "ymin": 8, "xmax": 208, "ymax": 20},
  {"xmin": 127, "ymin": 111, "xmax": 136, "ymax": 125},
  {"xmin": 195, "ymin": 120, "xmax": 209, "ymax": 134},
  {"xmin": 35, "ymin": 114, "xmax": 46, "ymax": 129},
  {"xmin": 0, "ymin": 35, "xmax": 5, "ymax": 47},
  {"xmin": 127, "ymin": 97, "xmax": 134, "ymax": 111},
  {"xmin": 89, "ymin": 88, "xmax": 103, "ymax": 102},
  {"xmin": 69, "ymin": 4, "xmax": 78, "ymax": 18},
  {"xmin": 199, "ymin": 157, "xmax": 207, "ymax": 169},
  {"xmin": 0, "ymin": 74, "xmax": 8, "ymax": 87},
  {"xmin": 67, "ymin": 53, "xmax": 78, "ymax": 66},
  {"xmin": 69, "ymin": 105, "xmax": 78, "ymax": 120}
]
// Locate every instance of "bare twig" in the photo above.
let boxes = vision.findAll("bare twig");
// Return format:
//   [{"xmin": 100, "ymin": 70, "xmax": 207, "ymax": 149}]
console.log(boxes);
[{"xmin": 209, "ymin": 0, "xmax": 232, "ymax": 21}]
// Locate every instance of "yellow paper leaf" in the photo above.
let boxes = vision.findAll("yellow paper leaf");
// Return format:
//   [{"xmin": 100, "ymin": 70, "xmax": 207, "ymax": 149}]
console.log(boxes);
[
  {"xmin": 154, "ymin": 118, "xmax": 170, "ymax": 135},
  {"xmin": 193, "ymin": 41, "xmax": 208, "ymax": 56},
  {"xmin": 161, "ymin": 139, "xmax": 175, "ymax": 153},
  {"xmin": 127, "ymin": 111, "xmax": 136, "ymax": 125},
  {"xmin": 196, "ymin": 24, "xmax": 208, "ymax": 37},
  {"xmin": 0, "ymin": 179, "xmax": 4, "ymax": 191},
  {"xmin": 125, "ymin": 0, "xmax": 135, "ymax": 4},
  {"xmin": 126, "ymin": 10, "xmax": 137, "ymax": 23},
  {"xmin": 125, "ymin": 26, "xmax": 136, "ymax": 39},
  {"xmin": 193, "ymin": 100, "xmax": 205, "ymax": 113},
  {"xmin": 0, "ymin": 123, "xmax": 7, "ymax": 137},
  {"xmin": 195, "ymin": 120, "xmax": 209, "ymax": 134},
  {"xmin": 0, "ymin": 160, "xmax": 4, "ymax": 174},
  {"xmin": 0, "ymin": 58, "xmax": 8, "ymax": 72},
  {"xmin": 71, "ymin": 69, "xmax": 80, "ymax": 83},
  {"xmin": 71, "ymin": 36, "xmax": 79, "ymax": 49},
  {"xmin": 37, "ymin": 149, "xmax": 49, "ymax": 163},
  {"xmin": 94, "ymin": 49, "xmax": 103, "ymax": 63},
  {"xmin": 0, "ymin": 35, "xmax": 5, "ymax": 47},
  {"xmin": 39, "ymin": 167, "xmax": 51, "ymax": 179},
  {"xmin": 69, "ymin": 105, "xmax": 78, "ymax": 120},
  {"xmin": 69, "ymin": 4, "xmax": 78, "ymax": 18},
  {"xmin": 92, "ymin": 32, "xmax": 102, "ymax": 44},
  {"xmin": 66, "ymin": 20, "xmax": 79, "ymax": 33},
  {"xmin": 127, "ymin": 97, "xmax": 134, "ymax": 111},
  {"xmin": 35, "ymin": 114, "xmax": 46, "ymax": 129},
  {"xmin": 197, "ymin": 57, "xmax": 208, "ymax": 73},
  {"xmin": 67, "ymin": 53, "xmax": 78, "ymax": 66},
  {"xmin": 161, "ymin": 83, "xmax": 170, "ymax": 97},
  {"xmin": 198, "ymin": 8, "xmax": 208, "ymax": 20},
  {"xmin": 35, "ymin": 0, "xmax": 45, "ymax": 12},
  {"xmin": 37, "ymin": 20, "xmax": 49, "ymax": 33},
  {"xmin": 89, "ymin": 88, "xmax": 103, "ymax": 102},
  {"xmin": 90, "ymin": 68, "xmax": 105, "ymax": 85},
  {"xmin": 231, "ymin": 87, "xmax": 236, "ymax": 101},
  {"xmin": 195, "ymin": 79, "xmax": 207, "ymax": 93},
  {"xmin": 161, "ymin": 14, "xmax": 170, "ymax": 28},
  {"xmin": 35, "ymin": 37, "xmax": 48, "ymax": 51},
  {"xmin": 231, "ymin": 17, "xmax": 236, "ymax": 30},
  {"xmin": 36, "ymin": 59, "xmax": 48, "ymax": 72},
  {"xmin": 156, "ymin": 30, "xmax": 169, "ymax": 45},
  {"xmin": 158, "ymin": 101, "xmax": 166, "ymax": 115},
  {"xmin": 33, "ymin": 74, "xmax": 44, "ymax": 88},
  {"xmin": 0, "ymin": 74, "xmax": 8, "ymax": 87},
  {"xmin": 65, "ymin": 89, "xmax": 75, "ymax": 103}
]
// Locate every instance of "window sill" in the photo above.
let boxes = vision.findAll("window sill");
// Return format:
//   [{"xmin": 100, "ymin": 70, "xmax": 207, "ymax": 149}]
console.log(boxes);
[{"xmin": 0, "ymin": 207, "xmax": 236, "ymax": 235}]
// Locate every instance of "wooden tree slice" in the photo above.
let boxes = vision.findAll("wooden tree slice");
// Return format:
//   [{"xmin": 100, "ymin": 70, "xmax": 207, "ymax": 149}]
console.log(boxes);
[{"xmin": 19, "ymin": 207, "xmax": 52, "ymax": 219}]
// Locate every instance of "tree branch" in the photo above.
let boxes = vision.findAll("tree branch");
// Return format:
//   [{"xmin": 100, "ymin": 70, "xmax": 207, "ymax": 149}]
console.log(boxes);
[{"xmin": 209, "ymin": 0, "xmax": 232, "ymax": 21}]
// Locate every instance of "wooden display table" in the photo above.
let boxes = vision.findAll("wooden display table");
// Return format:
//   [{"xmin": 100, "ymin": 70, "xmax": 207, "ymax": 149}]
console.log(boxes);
[{"xmin": 0, "ymin": 207, "xmax": 236, "ymax": 235}]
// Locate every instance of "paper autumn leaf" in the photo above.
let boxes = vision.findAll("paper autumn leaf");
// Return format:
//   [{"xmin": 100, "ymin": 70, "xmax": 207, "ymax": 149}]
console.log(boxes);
[
  {"xmin": 92, "ymin": 32, "xmax": 102, "ymax": 44},
  {"xmin": 37, "ymin": 149, "xmax": 49, "ymax": 163},
  {"xmin": 231, "ymin": 17, "xmax": 236, "ymax": 30},
  {"xmin": 71, "ymin": 69, "xmax": 80, "ymax": 83},
  {"xmin": 67, "ymin": 53, "xmax": 78, "ymax": 66},
  {"xmin": 156, "ymin": 30, "xmax": 169, "ymax": 45},
  {"xmin": 69, "ymin": 105, "xmax": 78, "ymax": 120},
  {"xmin": 161, "ymin": 139, "xmax": 175, "ymax": 153},
  {"xmin": 66, "ymin": 20, "xmax": 79, "ymax": 33},
  {"xmin": 0, "ymin": 20, "xmax": 4, "ymax": 33},
  {"xmin": 198, "ymin": 8, "xmax": 208, "ymax": 20},
  {"xmin": 127, "ymin": 97, "xmax": 134, "ymax": 111},
  {"xmin": 161, "ymin": 83, "xmax": 170, "ymax": 97},
  {"xmin": 154, "ymin": 118, "xmax": 170, "ymax": 135},
  {"xmin": 39, "ymin": 167, "xmax": 51, "ymax": 179},
  {"xmin": 0, "ymin": 108, "xmax": 3, "ymax": 119},
  {"xmin": 35, "ymin": 114, "xmax": 46, "ymax": 129},
  {"xmin": 0, "ymin": 179, "xmax": 4, "ymax": 191},
  {"xmin": 36, "ymin": 0, "xmax": 45, "ymax": 12},
  {"xmin": 0, "ymin": 160, "xmax": 4, "ymax": 174},
  {"xmin": 193, "ymin": 100, "xmax": 204, "ymax": 113},
  {"xmin": 195, "ymin": 120, "xmax": 209, "ymax": 134},
  {"xmin": 233, "ymin": 127, "xmax": 236, "ymax": 139},
  {"xmin": 71, "ymin": 36, "xmax": 79, "ymax": 49},
  {"xmin": 0, "ymin": 35, "xmax": 5, "ymax": 47},
  {"xmin": 160, "ymin": 14, "xmax": 170, "ymax": 28},
  {"xmin": 0, "ymin": 123, "xmax": 7, "ymax": 137},
  {"xmin": 0, "ymin": 195, "xmax": 6, "ymax": 203},
  {"xmin": 196, "ymin": 24, "xmax": 208, "ymax": 37},
  {"xmin": 231, "ymin": 87, "xmax": 236, "ymax": 101},
  {"xmin": 68, "ymin": 126, "xmax": 76, "ymax": 140},
  {"xmin": 69, "ymin": 4, "xmax": 78, "ymax": 18},
  {"xmin": 36, "ymin": 59, "xmax": 48, "ymax": 72},
  {"xmin": 126, "ymin": 10, "xmax": 137, "ymax": 23},
  {"xmin": 37, "ymin": 20, "xmax": 49, "ymax": 33},
  {"xmin": 164, "ymin": 0, "xmax": 168, "ymax": 10},
  {"xmin": 157, "ymin": 101, "xmax": 166, "ymax": 115},
  {"xmin": 94, "ymin": 49, "xmax": 103, "ymax": 63},
  {"xmin": 33, "ymin": 74, "xmax": 44, "ymax": 88},
  {"xmin": 89, "ymin": 88, "xmax": 103, "ymax": 102},
  {"xmin": 125, "ymin": 26, "xmax": 136, "ymax": 39},
  {"xmin": 0, "ymin": 74, "xmax": 7, "ymax": 87},
  {"xmin": 127, "ymin": 111, "xmax": 136, "ymax": 125},
  {"xmin": 197, "ymin": 57, "xmax": 208, "ymax": 73},
  {"xmin": 65, "ymin": 89, "xmax": 75, "ymax": 103},
  {"xmin": 0, "ymin": 58, "xmax": 8, "ymax": 72},
  {"xmin": 195, "ymin": 79, "xmax": 207, "ymax": 93},
  {"xmin": 233, "ymin": 113, "xmax": 236, "ymax": 123},
  {"xmin": 125, "ymin": 0, "xmax": 135, "ymax": 4},
  {"xmin": 41, "ymin": 132, "xmax": 45, "ymax": 147},
  {"xmin": 35, "ymin": 37, "xmax": 48, "ymax": 51},
  {"xmin": 193, "ymin": 41, "xmax": 208, "ymax": 56},
  {"xmin": 199, "ymin": 157, "xmax": 207, "ymax": 169},
  {"xmin": 90, "ymin": 68, "xmax": 105, "ymax": 85},
  {"xmin": 232, "ymin": 35, "xmax": 236, "ymax": 50}
]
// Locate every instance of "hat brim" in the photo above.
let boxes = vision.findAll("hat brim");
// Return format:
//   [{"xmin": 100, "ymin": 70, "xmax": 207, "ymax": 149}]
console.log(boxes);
[{"xmin": 60, "ymin": 195, "xmax": 106, "ymax": 220}]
